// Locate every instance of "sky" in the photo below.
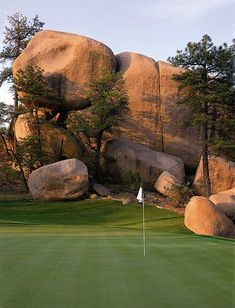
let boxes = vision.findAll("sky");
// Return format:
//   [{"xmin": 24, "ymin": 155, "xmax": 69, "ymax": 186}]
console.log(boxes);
[{"xmin": 0, "ymin": 0, "xmax": 235, "ymax": 104}]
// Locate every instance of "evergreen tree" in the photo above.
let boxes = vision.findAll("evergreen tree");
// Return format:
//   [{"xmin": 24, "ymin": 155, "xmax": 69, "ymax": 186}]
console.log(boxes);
[
  {"xmin": 0, "ymin": 12, "xmax": 44, "ymax": 110},
  {"xmin": 0, "ymin": 102, "xmax": 13, "ymax": 154},
  {"xmin": 14, "ymin": 65, "xmax": 61, "ymax": 156},
  {"xmin": 68, "ymin": 69, "xmax": 129, "ymax": 178},
  {"xmin": 168, "ymin": 35, "xmax": 235, "ymax": 197}
]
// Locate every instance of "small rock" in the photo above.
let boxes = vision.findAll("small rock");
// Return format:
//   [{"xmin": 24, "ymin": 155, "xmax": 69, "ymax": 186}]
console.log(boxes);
[
  {"xmin": 154, "ymin": 171, "xmax": 182, "ymax": 198},
  {"xmin": 92, "ymin": 182, "xmax": 110, "ymax": 196},
  {"xmin": 90, "ymin": 194, "xmax": 98, "ymax": 200}
]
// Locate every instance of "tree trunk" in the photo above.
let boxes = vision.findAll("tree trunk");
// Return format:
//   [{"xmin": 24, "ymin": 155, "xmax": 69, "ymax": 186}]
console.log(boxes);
[
  {"xmin": 0, "ymin": 131, "xmax": 10, "ymax": 156},
  {"xmin": 9, "ymin": 149, "xmax": 29, "ymax": 192},
  {"xmin": 201, "ymin": 122, "xmax": 211, "ymax": 197},
  {"xmin": 94, "ymin": 132, "xmax": 103, "ymax": 178},
  {"xmin": 14, "ymin": 87, "xmax": 19, "ymax": 112}
]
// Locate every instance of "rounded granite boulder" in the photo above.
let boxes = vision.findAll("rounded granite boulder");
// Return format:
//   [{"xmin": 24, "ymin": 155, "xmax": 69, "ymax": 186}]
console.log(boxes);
[{"xmin": 28, "ymin": 158, "xmax": 88, "ymax": 200}]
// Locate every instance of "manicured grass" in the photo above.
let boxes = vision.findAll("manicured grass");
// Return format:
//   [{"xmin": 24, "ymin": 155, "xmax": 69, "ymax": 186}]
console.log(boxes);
[{"xmin": 0, "ymin": 200, "xmax": 234, "ymax": 308}]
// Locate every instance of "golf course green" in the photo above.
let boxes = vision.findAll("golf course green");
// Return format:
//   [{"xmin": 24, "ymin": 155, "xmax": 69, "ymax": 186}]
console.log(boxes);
[{"xmin": 0, "ymin": 199, "xmax": 234, "ymax": 308}]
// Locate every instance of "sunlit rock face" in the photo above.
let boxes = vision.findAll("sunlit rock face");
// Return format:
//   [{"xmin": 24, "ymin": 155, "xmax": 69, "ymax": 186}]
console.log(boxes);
[
  {"xmin": 28, "ymin": 159, "xmax": 88, "ymax": 200},
  {"xmin": 114, "ymin": 52, "xmax": 160, "ymax": 149},
  {"xmin": 12, "ymin": 30, "xmax": 201, "ymax": 169},
  {"xmin": 13, "ymin": 30, "xmax": 116, "ymax": 111},
  {"xmin": 154, "ymin": 171, "xmax": 182, "ymax": 198},
  {"xmin": 209, "ymin": 188, "xmax": 235, "ymax": 222},
  {"xmin": 184, "ymin": 196, "xmax": 235, "ymax": 239},
  {"xmin": 157, "ymin": 61, "xmax": 201, "ymax": 168},
  {"xmin": 193, "ymin": 156, "xmax": 235, "ymax": 195},
  {"xmin": 103, "ymin": 138, "xmax": 185, "ymax": 190},
  {"xmin": 113, "ymin": 54, "xmax": 201, "ymax": 168},
  {"xmin": 15, "ymin": 113, "xmax": 82, "ymax": 161}
]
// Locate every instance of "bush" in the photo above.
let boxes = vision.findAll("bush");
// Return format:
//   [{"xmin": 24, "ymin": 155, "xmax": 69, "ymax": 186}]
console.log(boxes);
[
  {"xmin": 123, "ymin": 170, "xmax": 141, "ymax": 191},
  {"xmin": 168, "ymin": 183, "xmax": 194, "ymax": 208}
]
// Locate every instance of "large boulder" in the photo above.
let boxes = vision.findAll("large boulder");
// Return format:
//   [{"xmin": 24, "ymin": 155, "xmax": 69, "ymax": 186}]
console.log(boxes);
[
  {"xmin": 154, "ymin": 171, "xmax": 182, "ymax": 198},
  {"xmin": 209, "ymin": 188, "xmax": 235, "ymax": 221},
  {"xmin": 193, "ymin": 156, "xmax": 235, "ymax": 195},
  {"xmin": 104, "ymin": 138, "xmax": 185, "ymax": 190},
  {"xmin": 114, "ymin": 55, "xmax": 201, "ymax": 168},
  {"xmin": 28, "ymin": 158, "xmax": 88, "ymax": 200},
  {"xmin": 15, "ymin": 113, "xmax": 81, "ymax": 160},
  {"xmin": 184, "ymin": 196, "xmax": 235, "ymax": 238},
  {"xmin": 13, "ymin": 30, "xmax": 116, "ymax": 111}
]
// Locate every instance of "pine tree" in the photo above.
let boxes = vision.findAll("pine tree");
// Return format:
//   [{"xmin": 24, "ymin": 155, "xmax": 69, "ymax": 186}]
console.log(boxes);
[
  {"xmin": 0, "ymin": 12, "xmax": 44, "ymax": 110},
  {"xmin": 68, "ymin": 69, "xmax": 129, "ymax": 178},
  {"xmin": 168, "ymin": 35, "xmax": 235, "ymax": 197}
]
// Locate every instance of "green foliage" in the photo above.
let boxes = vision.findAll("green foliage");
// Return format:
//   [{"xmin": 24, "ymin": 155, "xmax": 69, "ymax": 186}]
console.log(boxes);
[
  {"xmin": 0, "ymin": 102, "xmax": 13, "ymax": 135},
  {"xmin": 168, "ymin": 183, "xmax": 194, "ymax": 208},
  {"xmin": 0, "ymin": 165, "xmax": 19, "ymax": 183},
  {"xmin": 123, "ymin": 170, "xmax": 141, "ymax": 191},
  {"xmin": 0, "ymin": 12, "xmax": 44, "ymax": 109},
  {"xmin": 15, "ymin": 136, "xmax": 44, "ymax": 175},
  {"xmin": 14, "ymin": 65, "xmax": 61, "ymax": 109},
  {"xmin": 0, "ymin": 13, "xmax": 44, "ymax": 65},
  {"xmin": 68, "ymin": 69, "xmax": 129, "ymax": 176}
]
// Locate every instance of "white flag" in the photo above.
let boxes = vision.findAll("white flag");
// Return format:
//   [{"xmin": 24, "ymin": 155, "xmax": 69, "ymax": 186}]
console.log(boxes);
[{"xmin": 137, "ymin": 186, "xmax": 143, "ymax": 203}]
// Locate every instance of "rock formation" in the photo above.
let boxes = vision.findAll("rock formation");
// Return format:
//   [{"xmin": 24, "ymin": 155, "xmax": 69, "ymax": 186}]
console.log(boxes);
[
  {"xmin": 13, "ymin": 30, "xmax": 116, "ymax": 111},
  {"xmin": 15, "ymin": 113, "xmax": 81, "ymax": 160},
  {"xmin": 193, "ymin": 156, "xmax": 235, "ymax": 195},
  {"xmin": 28, "ymin": 158, "xmax": 88, "ymax": 200},
  {"xmin": 104, "ymin": 138, "xmax": 185, "ymax": 190},
  {"xmin": 12, "ymin": 31, "xmax": 202, "ymax": 169},
  {"xmin": 113, "ymin": 53, "xmax": 201, "ymax": 168},
  {"xmin": 184, "ymin": 196, "xmax": 235, "ymax": 238},
  {"xmin": 157, "ymin": 61, "xmax": 201, "ymax": 168}
]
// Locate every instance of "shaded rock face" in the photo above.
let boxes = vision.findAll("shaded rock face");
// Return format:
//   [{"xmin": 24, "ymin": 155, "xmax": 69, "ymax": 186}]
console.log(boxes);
[
  {"xmin": 154, "ymin": 171, "xmax": 182, "ymax": 198},
  {"xmin": 114, "ymin": 53, "xmax": 201, "ymax": 168},
  {"xmin": 193, "ymin": 156, "xmax": 235, "ymax": 195},
  {"xmin": 15, "ymin": 113, "xmax": 81, "ymax": 160},
  {"xmin": 28, "ymin": 158, "xmax": 88, "ymax": 200},
  {"xmin": 13, "ymin": 30, "xmax": 116, "ymax": 111},
  {"xmin": 104, "ymin": 138, "xmax": 185, "ymax": 190},
  {"xmin": 209, "ymin": 188, "xmax": 235, "ymax": 221},
  {"xmin": 92, "ymin": 182, "xmax": 110, "ymax": 197},
  {"xmin": 184, "ymin": 196, "xmax": 235, "ymax": 239}
]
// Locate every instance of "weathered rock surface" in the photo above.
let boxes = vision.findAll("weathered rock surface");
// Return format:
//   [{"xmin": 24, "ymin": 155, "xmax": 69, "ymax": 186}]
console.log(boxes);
[
  {"xmin": 184, "ymin": 196, "xmax": 235, "ymax": 238},
  {"xmin": 193, "ymin": 156, "xmax": 235, "ymax": 195},
  {"xmin": 115, "ymin": 52, "xmax": 160, "ymax": 148},
  {"xmin": 209, "ymin": 188, "xmax": 235, "ymax": 221},
  {"xmin": 157, "ymin": 61, "xmax": 201, "ymax": 168},
  {"xmin": 28, "ymin": 158, "xmax": 88, "ymax": 200},
  {"xmin": 12, "ymin": 30, "xmax": 202, "ymax": 169},
  {"xmin": 104, "ymin": 138, "xmax": 185, "ymax": 190},
  {"xmin": 154, "ymin": 171, "xmax": 182, "ymax": 198},
  {"xmin": 114, "ymin": 54, "xmax": 201, "ymax": 168},
  {"xmin": 15, "ymin": 113, "xmax": 81, "ymax": 160},
  {"xmin": 92, "ymin": 182, "xmax": 110, "ymax": 196},
  {"xmin": 13, "ymin": 30, "xmax": 116, "ymax": 110}
]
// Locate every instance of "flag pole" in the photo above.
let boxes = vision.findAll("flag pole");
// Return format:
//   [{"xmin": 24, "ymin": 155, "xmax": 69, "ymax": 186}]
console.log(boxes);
[
  {"xmin": 137, "ymin": 180, "xmax": 146, "ymax": 256},
  {"xmin": 142, "ymin": 191, "xmax": 146, "ymax": 257}
]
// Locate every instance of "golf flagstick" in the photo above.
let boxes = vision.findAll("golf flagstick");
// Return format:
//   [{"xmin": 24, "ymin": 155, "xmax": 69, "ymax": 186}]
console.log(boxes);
[{"xmin": 137, "ymin": 183, "xmax": 146, "ymax": 257}]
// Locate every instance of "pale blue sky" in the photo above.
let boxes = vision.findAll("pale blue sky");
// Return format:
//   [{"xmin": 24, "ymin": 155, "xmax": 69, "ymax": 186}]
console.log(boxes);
[{"xmin": 1, "ymin": 0, "xmax": 235, "ymax": 104}]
